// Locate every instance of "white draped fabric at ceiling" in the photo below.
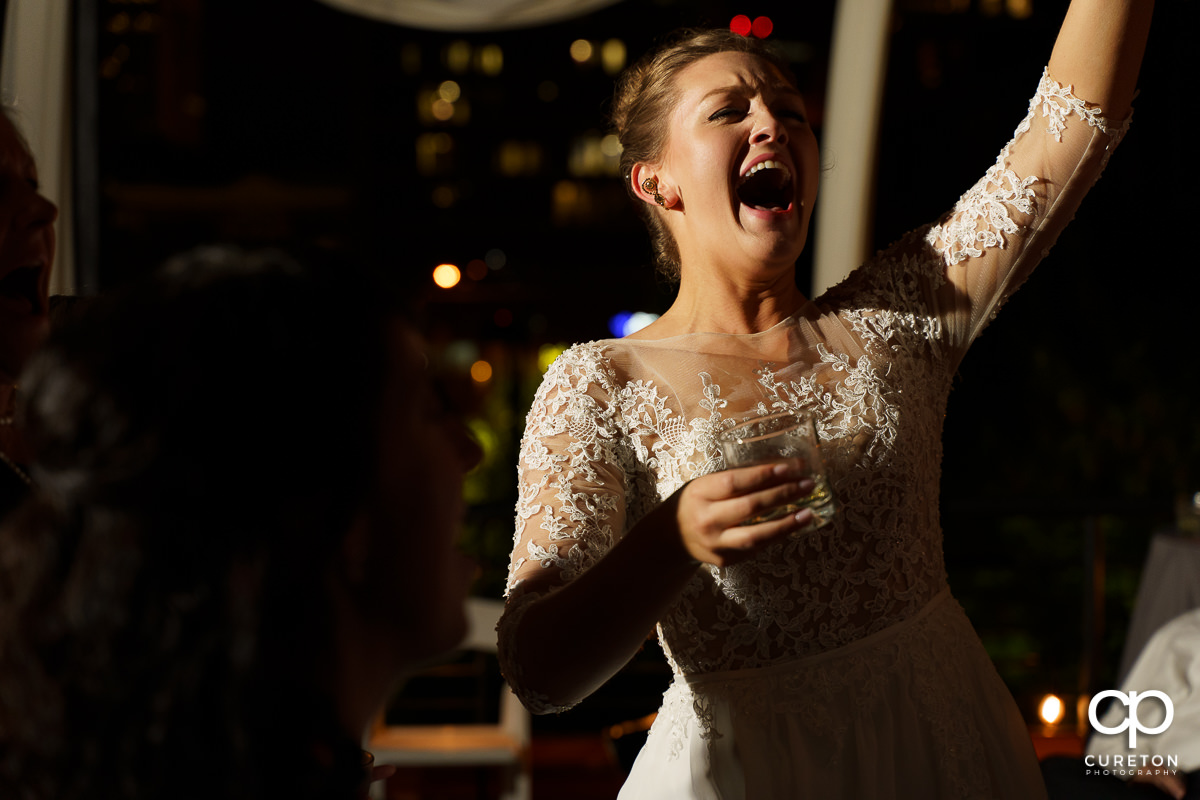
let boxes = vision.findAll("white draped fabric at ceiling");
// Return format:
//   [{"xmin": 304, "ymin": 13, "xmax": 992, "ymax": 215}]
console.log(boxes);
[
  {"xmin": 1, "ymin": 0, "xmax": 887, "ymax": 296},
  {"xmin": 315, "ymin": 0, "xmax": 625, "ymax": 31}
]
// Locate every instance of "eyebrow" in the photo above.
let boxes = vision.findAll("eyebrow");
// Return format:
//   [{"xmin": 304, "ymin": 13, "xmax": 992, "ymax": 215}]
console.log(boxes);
[{"xmin": 699, "ymin": 82, "xmax": 804, "ymax": 104}]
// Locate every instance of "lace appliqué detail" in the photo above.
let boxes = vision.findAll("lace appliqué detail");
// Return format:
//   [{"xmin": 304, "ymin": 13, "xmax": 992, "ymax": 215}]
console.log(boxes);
[
  {"xmin": 926, "ymin": 68, "xmax": 1126, "ymax": 268},
  {"xmin": 1021, "ymin": 67, "xmax": 1130, "ymax": 142},
  {"xmin": 507, "ymin": 343, "xmax": 627, "ymax": 592},
  {"xmin": 925, "ymin": 160, "xmax": 1038, "ymax": 267}
]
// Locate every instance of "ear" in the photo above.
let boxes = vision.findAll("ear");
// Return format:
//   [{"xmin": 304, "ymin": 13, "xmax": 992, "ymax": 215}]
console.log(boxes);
[{"xmin": 630, "ymin": 162, "xmax": 675, "ymax": 209}]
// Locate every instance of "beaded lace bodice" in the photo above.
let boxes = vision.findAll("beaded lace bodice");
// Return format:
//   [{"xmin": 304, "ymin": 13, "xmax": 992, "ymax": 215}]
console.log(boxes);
[{"xmin": 500, "ymin": 70, "xmax": 1128, "ymax": 714}]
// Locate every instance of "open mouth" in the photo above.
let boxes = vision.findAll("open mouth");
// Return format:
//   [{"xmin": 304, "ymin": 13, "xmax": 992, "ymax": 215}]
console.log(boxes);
[
  {"xmin": 737, "ymin": 160, "xmax": 794, "ymax": 212},
  {"xmin": 0, "ymin": 266, "xmax": 45, "ymax": 314}
]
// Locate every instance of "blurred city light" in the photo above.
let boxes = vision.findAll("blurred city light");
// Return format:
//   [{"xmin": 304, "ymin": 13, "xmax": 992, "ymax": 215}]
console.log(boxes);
[
  {"xmin": 496, "ymin": 140, "xmax": 543, "ymax": 177},
  {"xmin": 444, "ymin": 340, "xmax": 479, "ymax": 369},
  {"xmin": 537, "ymin": 343, "xmax": 568, "ymax": 373},
  {"xmin": 445, "ymin": 40, "xmax": 471, "ymax": 72},
  {"xmin": 609, "ymin": 311, "xmax": 660, "ymax": 338},
  {"xmin": 431, "ymin": 98, "xmax": 455, "ymax": 121},
  {"xmin": 431, "ymin": 185, "xmax": 457, "ymax": 208},
  {"xmin": 601, "ymin": 38, "xmax": 626, "ymax": 75},
  {"xmin": 569, "ymin": 133, "xmax": 622, "ymax": 177},
  {"xmin": 570, "ymin": 39, "xmax": 594, "ymax": 64},
  {"xmin": 485, "ymin": 248, "xmax": 507, "ymax": 270},
  {"xmin": 470, "ymin": 360, "xmax": 494, "ymax": 383},
  {"xmin": 415, "ymin": 132, "xmax": 453, "ymax": 176},
  {"xmin": 466, "ymin": 259, "xmax": 488, "ymax": 281},
  {"xmin": 419, "ymin": 87, "xmax": 470, "ymax": 125},
  {"xmin": 599, "ymin": 134, "xmax": 622, "ymax": 158},
  {"xmin": 437, "ymin": 80, "xmax": 461, "ymax": 102},
  {"xmin": 476, "ymin": 43, "xmax": 503, "ymax": 75},
  {"xmin": 432, "ymin": 263, "xmax": 461, "ymax": 288}
]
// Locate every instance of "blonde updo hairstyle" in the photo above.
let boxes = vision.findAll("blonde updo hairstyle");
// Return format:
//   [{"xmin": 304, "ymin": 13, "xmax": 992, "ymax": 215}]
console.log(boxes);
[{"xmin": 611, "ymin": 29, "xmax": 798, "ymax": 281}]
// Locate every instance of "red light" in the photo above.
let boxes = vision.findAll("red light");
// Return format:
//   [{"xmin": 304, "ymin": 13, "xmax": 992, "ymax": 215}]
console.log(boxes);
[
  {"xmin": 730, "ymin": 14, "xmax": 752, "ymax": 36},
  {"xmin": 752, "ymin": 16, "xmax": 773, "ymax": 38}
]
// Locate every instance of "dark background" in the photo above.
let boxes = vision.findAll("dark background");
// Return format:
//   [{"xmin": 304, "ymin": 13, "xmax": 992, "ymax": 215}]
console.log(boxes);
[{"xmin": 89, "ymin": 0, "xmax": 1199, "ymax": 731}]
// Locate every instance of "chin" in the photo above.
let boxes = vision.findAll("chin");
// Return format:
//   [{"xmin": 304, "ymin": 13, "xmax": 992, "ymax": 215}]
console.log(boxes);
[{"xmin": 754, "ymin": 239, "xmax": 806, "ymax": 271}]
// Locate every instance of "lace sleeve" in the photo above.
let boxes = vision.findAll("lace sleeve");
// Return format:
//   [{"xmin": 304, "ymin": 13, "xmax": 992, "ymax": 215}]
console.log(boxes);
[
  {"xmin": 825, "ymin": 69, "xmax": 1132, "ymax": 364},
  {"xmin": 497, "ymin": 343, "xmax": 630, "ymax": 713},
  {"xmin": 922, "ymin": 67, "xmax": 1131, "ymax": 354}
]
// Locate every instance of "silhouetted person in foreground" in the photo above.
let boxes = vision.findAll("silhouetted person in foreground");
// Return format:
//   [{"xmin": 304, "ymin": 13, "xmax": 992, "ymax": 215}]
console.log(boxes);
[{"xmin": 0, "ymin": 247, "xmax": 480, "ymax": 800}]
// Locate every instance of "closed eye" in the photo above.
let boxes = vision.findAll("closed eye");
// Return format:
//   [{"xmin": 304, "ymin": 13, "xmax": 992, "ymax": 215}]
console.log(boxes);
[{"xmin": 707, "ymin": 107, "xmax": 745, "ymax": 122}]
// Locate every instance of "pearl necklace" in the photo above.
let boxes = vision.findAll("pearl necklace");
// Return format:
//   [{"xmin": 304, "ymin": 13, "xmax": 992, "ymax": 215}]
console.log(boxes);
[{"xmin": 0, "ymin": 416, "xmax": 32, "ymax": 487}]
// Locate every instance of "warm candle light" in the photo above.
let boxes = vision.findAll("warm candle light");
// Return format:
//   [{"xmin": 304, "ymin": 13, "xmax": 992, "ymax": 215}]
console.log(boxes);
[{"xmin": 1039, "ymin": 694, "xmax": 1064, "ymax": 725}]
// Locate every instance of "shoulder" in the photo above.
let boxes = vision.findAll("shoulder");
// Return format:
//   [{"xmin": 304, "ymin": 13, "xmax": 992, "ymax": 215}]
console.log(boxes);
[
  {"xmin": 528, "ymin": 339, "xmax": 629, "ymax": 416},
  {"xmin": 539, "ymin": 340, "xmax": 617, "ymax": 392},
  {"xmin": 817, "ymin": 227, "xmax": 943, "ymax": 312}
]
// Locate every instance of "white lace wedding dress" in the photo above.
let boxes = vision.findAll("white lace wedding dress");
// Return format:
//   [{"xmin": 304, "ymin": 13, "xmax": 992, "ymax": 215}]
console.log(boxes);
[{"xmin": 499, "ymin": 69, "xmax": 1130, "ymax": 799}]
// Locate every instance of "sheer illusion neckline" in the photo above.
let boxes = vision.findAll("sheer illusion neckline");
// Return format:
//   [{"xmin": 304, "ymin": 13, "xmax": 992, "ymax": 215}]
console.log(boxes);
[{"xmin": 616, "ymin": 301, "xmax": 817, "ymax": 346}]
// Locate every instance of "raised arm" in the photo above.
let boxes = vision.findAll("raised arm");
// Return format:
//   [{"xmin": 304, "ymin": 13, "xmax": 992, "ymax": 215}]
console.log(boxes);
[
  {"xmin": 1047, "ymin": 0, "xmax": 1153, "ymax": 121},
  {"xmin": 892, "ymin": 0, "xmax": 1156, "ymax": 361}
]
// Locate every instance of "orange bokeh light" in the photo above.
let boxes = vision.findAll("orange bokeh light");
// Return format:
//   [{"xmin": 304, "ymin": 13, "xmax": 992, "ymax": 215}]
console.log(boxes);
[
  {"xmin": 432, "ymin": 263, "xmax": 461, "ymax": 288},
  {"xmin": 470, "ymin": 360, "xmax": 493, "ymax": 383}
]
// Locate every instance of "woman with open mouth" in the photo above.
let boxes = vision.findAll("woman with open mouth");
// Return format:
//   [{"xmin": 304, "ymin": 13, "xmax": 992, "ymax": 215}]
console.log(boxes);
[{"xmin": 499, "ymin": 2, "xmax": 1154, "ymax": 798}]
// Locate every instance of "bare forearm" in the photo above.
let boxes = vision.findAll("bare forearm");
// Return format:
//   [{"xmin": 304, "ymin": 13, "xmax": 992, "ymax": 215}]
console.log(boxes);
[{"xmin": 1048, "ymin": 0, "xmax": 1153, "ymax": 119}]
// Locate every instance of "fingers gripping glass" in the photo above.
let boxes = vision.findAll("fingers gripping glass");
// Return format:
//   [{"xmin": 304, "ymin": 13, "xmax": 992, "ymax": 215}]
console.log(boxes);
[{"xmin": 717, "ymin": 410, "xmax": 838, "ymax": 532}]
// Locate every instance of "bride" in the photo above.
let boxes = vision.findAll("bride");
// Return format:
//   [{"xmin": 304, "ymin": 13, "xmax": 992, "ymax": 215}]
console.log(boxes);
[{"xmin": 499, "ymin": 2, "xmax": 1153, "ymax": 797}]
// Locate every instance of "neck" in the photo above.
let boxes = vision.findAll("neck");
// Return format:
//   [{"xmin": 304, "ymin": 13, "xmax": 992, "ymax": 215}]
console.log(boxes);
[
  {"xmin": 638, "ymin": 268, "xmax": 808, "ymax": 338},
  {"xmin": 330, "ymin": 585, "xmax": 403, "ymax": 740}
]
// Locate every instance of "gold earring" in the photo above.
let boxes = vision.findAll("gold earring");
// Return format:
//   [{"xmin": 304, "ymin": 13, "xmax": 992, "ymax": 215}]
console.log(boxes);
[{"xmin": 641, "ymin": 178, "xmax": 666, "ymax": 207}]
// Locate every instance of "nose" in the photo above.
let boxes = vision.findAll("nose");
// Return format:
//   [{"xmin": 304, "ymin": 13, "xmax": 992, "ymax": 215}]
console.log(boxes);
[{"xmin": 750, "ymin": 112, "xmax": 789, "ymax": 146}]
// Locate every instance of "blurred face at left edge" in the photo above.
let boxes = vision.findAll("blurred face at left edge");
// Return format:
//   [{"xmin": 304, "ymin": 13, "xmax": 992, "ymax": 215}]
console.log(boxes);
[
  {"xmin": 360, "ymin": 323, "xmax": 483, "ymax": 664},
  {"xmin": 0, "ymin": 115, "xmax": 56, "ymax": 383}
]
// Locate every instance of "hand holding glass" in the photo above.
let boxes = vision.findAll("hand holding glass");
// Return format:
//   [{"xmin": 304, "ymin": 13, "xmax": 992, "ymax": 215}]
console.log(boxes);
[{"xmin": 717, "ymin": 410, "xmax": 837, "ymax": 532}]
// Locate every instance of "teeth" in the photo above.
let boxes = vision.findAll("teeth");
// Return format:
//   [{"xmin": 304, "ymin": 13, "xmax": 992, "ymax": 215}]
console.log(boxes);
[{"xmin": 740, "ymin": 160, "xmax": 791, "ymax": 183}]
